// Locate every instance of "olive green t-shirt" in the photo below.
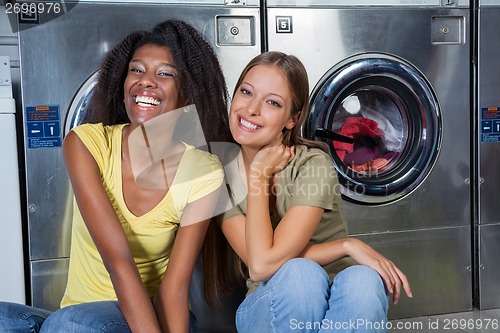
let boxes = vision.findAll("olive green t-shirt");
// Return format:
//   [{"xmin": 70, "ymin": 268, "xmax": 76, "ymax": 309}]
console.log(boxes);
[{"xmin": 218, "ymin": 145, "xmax": 356, "ymax": 294}]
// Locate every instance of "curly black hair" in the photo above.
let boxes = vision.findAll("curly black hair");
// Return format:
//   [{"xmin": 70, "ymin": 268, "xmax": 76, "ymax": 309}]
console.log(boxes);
[{"xmin": 84, "ymin": 19, "xmax": 233, "ymax": 147}]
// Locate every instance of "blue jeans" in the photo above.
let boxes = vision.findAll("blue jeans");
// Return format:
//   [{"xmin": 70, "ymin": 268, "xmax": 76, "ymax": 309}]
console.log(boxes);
[
  {"xmin": 0, "ymin": 301, "xmax": 197, "ymax": 333},
  {"xmin": 236, "ymin": 259, "xmax": 389, "ymax": 333}
]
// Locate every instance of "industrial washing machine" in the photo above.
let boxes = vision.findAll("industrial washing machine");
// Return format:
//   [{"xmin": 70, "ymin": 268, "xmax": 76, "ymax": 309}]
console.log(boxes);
[
  {"xmin": 267, "ymin": 0, "xmax": 472, "ymax": 319},
  {"xmin": 18, "ymin": 1, "xmax": 261, "ymax": 331},
  {"xmin": 477, "ymin": 0, "xmax": 500, "ymax": 311}
]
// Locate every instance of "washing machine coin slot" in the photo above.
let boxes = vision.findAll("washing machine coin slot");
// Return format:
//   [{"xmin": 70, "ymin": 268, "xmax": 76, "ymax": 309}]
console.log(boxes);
[
  {"xmin": 431, "ymin": 16, "xmax": 464, "ymax": 44},
  {"xmin": 217, "ymin": 16, "xmax": 255, "ymax": 46}
]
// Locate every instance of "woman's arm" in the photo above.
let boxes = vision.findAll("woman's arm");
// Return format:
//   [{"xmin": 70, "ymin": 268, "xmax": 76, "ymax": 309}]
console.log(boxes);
[
  {"xmin": 221, "ymin": 204, "xmax": 322, "ymax": 280},
  {"xmin": 245, "ymin": 191, "xmax": 324, "ymax": 281},
  {"xmin": 235, "ymin": 143, "xmax": 324, "ymax": 281},
  {"xmin": 300, "ymin": 237, "xmax": 413, "ymax": 304},
  {"xmin": 63, "ymin": 131, "xmax": 161, "ymax": 333},
  {"xmin": 153, "ymin": 189, "xmax": 219, "ymax": 332}
]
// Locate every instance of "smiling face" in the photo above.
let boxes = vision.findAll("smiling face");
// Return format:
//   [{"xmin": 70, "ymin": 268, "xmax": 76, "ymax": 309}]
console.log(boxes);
[
  {"xmin": 123, "ymin": 44, "xmax": 184, "ymax": 129},
  {"xmin": 229, "ymin": 64, "xmax": 298, "ymax": 150}
]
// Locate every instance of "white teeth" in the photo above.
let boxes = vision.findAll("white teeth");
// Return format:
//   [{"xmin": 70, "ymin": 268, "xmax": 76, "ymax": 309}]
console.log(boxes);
[
  {"xmin": 134, "ymin": 95, "xmax": 160, "ymax": 106},
  {"xmin": 240, "ymin": 118, "xmax": 260, "ymax": 130}
]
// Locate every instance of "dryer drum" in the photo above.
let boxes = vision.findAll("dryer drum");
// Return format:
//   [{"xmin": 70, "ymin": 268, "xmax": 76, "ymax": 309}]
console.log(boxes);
[{"xmin": 306, "ymin": 53, "xmax": 442, "ymax": 205}]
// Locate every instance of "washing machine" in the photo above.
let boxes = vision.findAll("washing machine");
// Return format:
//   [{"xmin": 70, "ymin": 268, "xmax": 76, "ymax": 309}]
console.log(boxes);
[
  {"xmin": 18, "ymin": 1, "xmax": 260, "ymax": 331},
  {"xmin": 267, "ymin": 0, "xmax": 472, "ymax": 319},
  {"xmin": 477, "ymin": 0, "xmax": 500, "ymax": 311}
]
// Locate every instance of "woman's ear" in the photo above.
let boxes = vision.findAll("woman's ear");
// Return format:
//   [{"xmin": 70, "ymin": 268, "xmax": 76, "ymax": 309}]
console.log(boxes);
[{"xmin": 285, "ymin": 111, "xmax": 301, "ymax": 130}]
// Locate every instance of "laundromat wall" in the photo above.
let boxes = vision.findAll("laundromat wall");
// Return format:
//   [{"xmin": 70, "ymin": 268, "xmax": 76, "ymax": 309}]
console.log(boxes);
[{"xmin": 1, "ymin": 0, "xmax": 500, "ymax": 326}]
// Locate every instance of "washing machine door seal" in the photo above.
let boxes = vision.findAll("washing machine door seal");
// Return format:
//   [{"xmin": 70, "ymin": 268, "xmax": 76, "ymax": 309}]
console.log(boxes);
[
  {"xmin": 64, "ymin": 70, "xmax": 99, "ymax": 136},
  {"xmin": 305, "ymin": 53, "xmax": 442, "ymax": 205}
]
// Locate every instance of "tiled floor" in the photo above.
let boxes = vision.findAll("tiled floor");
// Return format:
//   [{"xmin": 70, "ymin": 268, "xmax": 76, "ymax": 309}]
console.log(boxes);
[{"xmin": 389, "ymin": 309, "xmax": 500, "ymax": 333}]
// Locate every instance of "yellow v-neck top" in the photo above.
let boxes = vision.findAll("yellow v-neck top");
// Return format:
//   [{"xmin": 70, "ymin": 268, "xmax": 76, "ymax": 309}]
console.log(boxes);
[{"xmin": 60, "ymin": 123, "xmax": 223, "ymax": 308}]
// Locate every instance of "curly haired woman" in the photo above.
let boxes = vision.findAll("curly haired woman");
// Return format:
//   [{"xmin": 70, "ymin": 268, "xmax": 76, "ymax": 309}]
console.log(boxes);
[{"xmin": 0, "ymin": 19, "xmax": 232, "ymax": 333}]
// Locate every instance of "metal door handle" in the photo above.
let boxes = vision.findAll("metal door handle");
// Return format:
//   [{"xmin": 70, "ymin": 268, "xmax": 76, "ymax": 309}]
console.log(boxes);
[{"xmin": 315, "ymin": 128, "xmax": 354, "ymax": 144}]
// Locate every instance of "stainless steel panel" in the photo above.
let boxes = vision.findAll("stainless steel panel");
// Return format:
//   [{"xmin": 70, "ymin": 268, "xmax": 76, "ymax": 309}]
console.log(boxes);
[
  {"xmin": 31, "ymin": 259, "xmax": 70, "ymax": 311},
  {"xmin": 478, "ymin": 7, "xmax": 500, "ymax": 225},
  {"xmin": 478, "ymin": 4, "xmax": 500, "ymax": 312},
  {"xmin": 479, "ymin": 224, "xmax": 500, "ymax": 309},
  {"xmin": 479, "ymin": 0, "xmax": 500, "ymax": 6},
  {"xmin": 356, "ymin": 226, "xmax": 472, "ymax": 319}
]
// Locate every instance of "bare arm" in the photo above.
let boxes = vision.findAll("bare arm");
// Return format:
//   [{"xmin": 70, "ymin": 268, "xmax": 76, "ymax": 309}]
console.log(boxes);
[
  {"xmin": 154, "ymin": 189, "xmax": 219, "ymax": 332},
  {"xmin": 222, "ymin": 209, "xmax": 412, "ymax": 304},
  {"xmin": 300, "ymin": 237, "xmax": 413, "ymax": 304},
  {"xmin": 245, "ymin": 184, "xmax": 324, "ymax": 281},
  {"xmin": 221, "ymin": 204, "xmax": 323, "ymax": 281},
  {"xmin": 63, "ymin": 131, "xmax": 161, "ymax": 333}
]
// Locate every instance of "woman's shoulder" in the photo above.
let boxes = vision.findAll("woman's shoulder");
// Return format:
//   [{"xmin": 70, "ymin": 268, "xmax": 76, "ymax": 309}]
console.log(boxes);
[
  {"xmin": 69, "ymin": 123, "xmax": 126, "ymax": 158},
  {"xmin": 292, "ymin": 145, "xmax": 333, "ymax": 167},
  {"xmin": 182, "ymin": 144, "xmax": 223, "ymax": 173},
  {"xmin": 71, "ymin": 122, "xmax": 124, "ymax": 139},
  {"xmin": 281, "ymin": 145, "xmax": 337, "ymax": 184}
]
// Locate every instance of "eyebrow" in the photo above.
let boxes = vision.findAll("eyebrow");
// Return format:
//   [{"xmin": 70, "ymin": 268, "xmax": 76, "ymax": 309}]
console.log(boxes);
[
  {"xmin": 242, "ymin": 81, "xmax": 285, "ymax": 101},
  {"xmin": 129, "ymin": 59, "xmax": 177, "ymax": 70}
]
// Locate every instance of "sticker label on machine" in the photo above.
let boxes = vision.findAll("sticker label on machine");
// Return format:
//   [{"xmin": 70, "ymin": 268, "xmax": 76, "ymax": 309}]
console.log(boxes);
[
  {"xmin": 480, "ymin": 107, "xmax": 500, "ymax": 143},
  {"xmin": 26, "ymin": 106, "xmax": 61, "ymax": 148}
]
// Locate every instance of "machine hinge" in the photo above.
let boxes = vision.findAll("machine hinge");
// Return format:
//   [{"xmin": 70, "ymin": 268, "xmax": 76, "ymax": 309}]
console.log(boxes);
[{"xmin": 225, "ymin": 0, "xmax": 247, "ymax": 5}]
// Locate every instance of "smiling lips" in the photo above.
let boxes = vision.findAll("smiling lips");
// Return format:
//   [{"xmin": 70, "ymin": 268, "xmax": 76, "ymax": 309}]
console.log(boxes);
[
  {"xmin": 134, "ymin": 95, "xmax": 161, "ymax": 107},
  {"xmin": 239, "ymin": 116, "xmax": 261, "ymax": 131}
]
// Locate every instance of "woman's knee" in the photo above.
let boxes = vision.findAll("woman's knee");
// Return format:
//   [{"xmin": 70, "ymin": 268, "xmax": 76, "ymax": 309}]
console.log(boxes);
[
  {"xmin": 272, "ymin": 258, "xmax": 329, "ymax": 290},
  {"xmin": 237, "ymin": 259, "xmax": 330, "ymax": 331},
  {"xmin": 333, "ymin": 265, "xmax": 388, "ymax": 311},
  {"xmin": 41, "ymin": 302, "xmax": 130, "ymax": 333},
  {"xmin": 336, "ymin": 265, "xmax": 384, "ymax": 290},
  {"xmin": 0, "ymin": 302, "xmax": 52, "ymax": 332},
  {"xmin": 271, "ymin": 258, "xmax": 330, "ymax": 311}
]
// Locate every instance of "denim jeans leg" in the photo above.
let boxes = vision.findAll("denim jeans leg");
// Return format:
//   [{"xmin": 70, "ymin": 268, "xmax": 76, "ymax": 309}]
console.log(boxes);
[
  {"xmin": 0, "ymin": 301, "xmax": 53, "ymax": 333},
  {"xmin": 40, "ymin": 301, "xmax": 130, "ymax": 333},
  {"xmin": 39, "ymin": 300, "xmax": 197, "ymax": 333},
  {"xmin": 320, "ymin": 265, "xmax": 389, "ymax": 333},
  {"xmin": 236, "ymin": 258, "xmax": 330, "ymax": 333},
  {"xmin": 189, "ymin": 310, "xmax": 197, "ymax": 333}
]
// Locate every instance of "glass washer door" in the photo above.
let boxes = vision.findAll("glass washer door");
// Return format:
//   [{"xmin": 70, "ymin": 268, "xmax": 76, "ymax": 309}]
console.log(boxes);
[
  {"xmin": 64, "ymin": 70, "xmax": 99, "ymax": 136},
  {"xmin": 305, "ymin": 53, "xmax": 442, "ymax": 205}
]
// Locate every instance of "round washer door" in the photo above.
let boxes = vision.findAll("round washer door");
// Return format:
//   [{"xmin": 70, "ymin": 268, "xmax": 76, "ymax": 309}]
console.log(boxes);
[
  {"xmin": 64, "ymin": 70, "xmax": 98, "ymax": 136},
  {"xmin": 304, "ymin": 53, "xmax": 442, "ymax": 205}
]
